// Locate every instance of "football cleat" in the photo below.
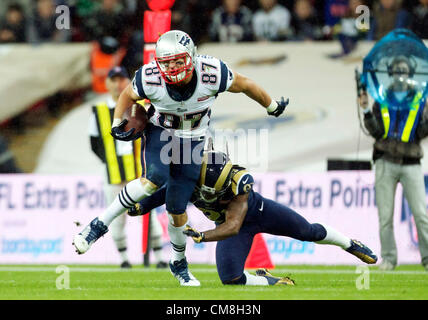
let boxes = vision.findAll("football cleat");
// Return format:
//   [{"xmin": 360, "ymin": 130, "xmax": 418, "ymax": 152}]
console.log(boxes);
[
  {"xmin": 346, "ymin": 239, "xmax": 378, "ymax": 264},
  {"xmin": 156, "ymin": 261, "xmax": 168, "ymax": 269},
  {"xmin": 169, "ymin": 258, "xmax": 200, "ymax": 286},
  {"xmin": 120, "ymin": 261, "xmax": 132, "ymax": 269},
  {"xmin": 72, "ymin": 217, "xmax": 108, "ymax": 254},
  {"xmin": 378, "ymin": 260, "xmax": 395, "ymax": 271},
  {"xmin": 255, "ymin": 268, "xmax": 296, "ymax": 286}
]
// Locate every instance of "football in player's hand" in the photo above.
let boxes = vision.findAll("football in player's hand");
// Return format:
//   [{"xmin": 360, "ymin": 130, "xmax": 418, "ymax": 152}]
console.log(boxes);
[{"xmin": 123, "ymin": 104, "xmax": 148, "ymax": 135}]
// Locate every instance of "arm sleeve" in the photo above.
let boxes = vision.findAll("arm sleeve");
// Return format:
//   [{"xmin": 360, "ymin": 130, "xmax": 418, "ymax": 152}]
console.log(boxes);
[
  {"xmin": 416, "ymin": 101, "xmax": 428, "ymax": 140},
  {"xmin": 89, "ymin": 109, "xmax": 105, "ymax": 161},
  {"xmin": 131, "ymin": 67, "xmax": 148, "ymax": 99},
  {"xmin": 217, "ymin": 60, "xmax": 234, "ymax": 95},
  {"xmin": 90, "ymin": 136, "xmax": 105, "ymax": 162},
  {"xmin": 363, "ymin": 102, "xmax": 384, "ymax": 139}
]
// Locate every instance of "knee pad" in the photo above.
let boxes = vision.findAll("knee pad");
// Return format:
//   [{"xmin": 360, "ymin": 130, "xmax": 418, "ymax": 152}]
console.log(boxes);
[
  {"xmin": 310, "ymin": 223, "xmax": 327, "ymax": 241},
  {"xmin": 222, "ymin": 273, "xmax": 246, "ymax": 285}
]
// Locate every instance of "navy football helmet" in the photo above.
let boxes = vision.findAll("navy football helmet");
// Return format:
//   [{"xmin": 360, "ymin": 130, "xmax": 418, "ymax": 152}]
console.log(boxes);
[{"xmin": 197, "ymin": 150, "xmax": 233, "ymax": 203}]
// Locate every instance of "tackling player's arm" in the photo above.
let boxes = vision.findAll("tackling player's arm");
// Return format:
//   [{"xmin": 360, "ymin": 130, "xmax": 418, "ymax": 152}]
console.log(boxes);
[
  {"xmin": 227, "ymin": 71, "xmax": 289, "ymax": 117},
  {"xmin": 184, "ymin": 193, "xmax": 249, "ymax": 242}
]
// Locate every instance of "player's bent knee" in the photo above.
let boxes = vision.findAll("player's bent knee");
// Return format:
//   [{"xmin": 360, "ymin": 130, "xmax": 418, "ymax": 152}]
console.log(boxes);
[
  {"xmin": 294, "ymin": 223, "xmax": 326, "ymax": 242},
  {"xmin": 308, "ymin": 223, "xmax": 327, "ymax": 242},
  {"xmin": 222, "ymin": 274, "xmax": 246, "ymax": 285},
  {"xmin": 168, "ymin": 211, "xmax": 188, "ymax": 227}
]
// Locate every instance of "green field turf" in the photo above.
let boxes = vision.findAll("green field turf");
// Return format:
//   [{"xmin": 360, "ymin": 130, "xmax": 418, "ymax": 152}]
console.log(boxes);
[{"xmin": 0, "ymin": 264, "xmax": 427, "ymax": 300}]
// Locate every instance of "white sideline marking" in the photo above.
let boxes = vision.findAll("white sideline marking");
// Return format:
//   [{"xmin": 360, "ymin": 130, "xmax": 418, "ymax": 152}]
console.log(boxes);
[{"xmin": 0, "ymin": 266, "xmax": 426, "ymax": 275}]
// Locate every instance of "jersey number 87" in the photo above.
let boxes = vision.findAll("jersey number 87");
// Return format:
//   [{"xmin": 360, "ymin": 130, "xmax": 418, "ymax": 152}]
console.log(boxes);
[{"xmin": 159, "ymin": 108, "xmax": 210, "ymax": 130}]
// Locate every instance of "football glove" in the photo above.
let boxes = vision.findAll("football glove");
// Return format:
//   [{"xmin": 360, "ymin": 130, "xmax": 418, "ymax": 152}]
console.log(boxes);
[
  {"xmin": 183, "ymin": 225, "xmax": 205, "ymax": 243},
  {"xmin": 267, "ymin": 97, "xmax": 289, "ymax": 117},
  {"xmin": 111, "ymin": 119, "xmax": 142, "ymax": 141}
]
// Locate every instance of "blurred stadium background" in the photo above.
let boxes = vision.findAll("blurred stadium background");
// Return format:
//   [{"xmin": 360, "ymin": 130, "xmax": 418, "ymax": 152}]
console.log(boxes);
[{"xmin": 1, "ymin": 0, "xmax": 428, "ymax": 295}]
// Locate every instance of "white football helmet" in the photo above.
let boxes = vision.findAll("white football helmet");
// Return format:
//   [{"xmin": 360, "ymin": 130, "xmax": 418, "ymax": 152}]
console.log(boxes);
[{"xmin": 155, "ymin": 30, "xmax": 197, "ymax": 84}]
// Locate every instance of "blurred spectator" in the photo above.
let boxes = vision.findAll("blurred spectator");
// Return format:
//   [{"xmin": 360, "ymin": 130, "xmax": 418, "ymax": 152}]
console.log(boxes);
[
  {"xmin": 72, "ymin": 0, "xmax": 101, "ymax": 20},
  {"xmin": 368, "ymin": 0, "xmax": 411, "ymax": 40},
  {"xmin": 0, "ymin": 3, "xmax": 27, "ymax": 43},
  {"xmin": 252, "ymin": 0, "xmax": 292, "ymax": 41},
  {"xmin": 0, "ymin": 0, "xmax": 32, "ymax": 18},
  {"xmin": 120, "ymin": 30, "xmax": 143, "ymax": 76},
  {"xmin": 323, "ymin": 0, "xmax": 349, "ymax": 27},
  {"xmin": 171, "ymin": 0, "xmax": 220, "ymax": 44},
  {"xmin": 0, "ymin": 134, "xmax": 22, "ymax": 173},
  {"xmin": 410, "ymin": 0, "xmax": 428, "ymax": 39},
  {"xmin": 290, "ymin": 0, "xmax": 324, "ymax": 40},
  {"xmin": 27, "ymin": 0, "xmax": 71, "ymax": 43},
  {"xmin": 90, "ymin": 36, "xmax": 126, "ymax": 94},
  {"xmin": 328, "ymin": 0, "xmax": 369, "ymax": 57},
  {"xmin": 82, "ymin": 0, "xmax": 127, "ymax": 42},
  {"xmin": 209, "ymin": 0, "xmax": 253, "ymax": 42}
]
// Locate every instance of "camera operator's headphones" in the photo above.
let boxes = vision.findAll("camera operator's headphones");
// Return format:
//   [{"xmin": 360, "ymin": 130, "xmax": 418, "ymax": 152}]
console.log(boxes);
[{"xmin": 387, "ymin": 55, "xmax": 417, "ymax": 78}]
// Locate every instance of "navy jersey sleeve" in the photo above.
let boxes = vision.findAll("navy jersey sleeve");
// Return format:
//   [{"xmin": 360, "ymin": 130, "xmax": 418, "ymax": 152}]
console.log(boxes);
[
  {"xmin": 217, "ymin": 60, "xmax": 234, "ymax": 95},
  {"xmin": 131, "ymin": 67, "xmax": 148, "ymax": 99}
]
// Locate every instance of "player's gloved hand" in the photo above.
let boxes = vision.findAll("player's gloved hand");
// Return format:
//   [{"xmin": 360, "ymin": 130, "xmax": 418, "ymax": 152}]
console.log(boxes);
[
  {"xmin": 183, "ymin": 225, "xmax": 205, "ymax": 243},
  {"xmin": 127, "ymin": 203, "xmax": 144, "ymax": 216},
  {"xmin": 111, "ymin": 119, "xmax": 142, "ymax": 141},
  {"xmin": 267, "ymin": 97, "xmax": 289, "ymax": 117}
]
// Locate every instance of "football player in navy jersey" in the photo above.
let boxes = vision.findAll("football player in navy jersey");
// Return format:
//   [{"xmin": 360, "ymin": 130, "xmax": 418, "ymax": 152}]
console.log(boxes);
[
  {"xmin": 128, "ymin": 149, "xmax": 378, "ymax": 286},
  {"xmin": 73, "ymin": 30, "xmax": 289, "ymax": 286}
]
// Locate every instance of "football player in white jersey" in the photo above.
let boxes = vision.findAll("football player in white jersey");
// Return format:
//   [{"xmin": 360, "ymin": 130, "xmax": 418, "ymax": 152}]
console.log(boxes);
[{"xmin": 73, "ymin": 30, "xmax": 289, "ymax": 287}]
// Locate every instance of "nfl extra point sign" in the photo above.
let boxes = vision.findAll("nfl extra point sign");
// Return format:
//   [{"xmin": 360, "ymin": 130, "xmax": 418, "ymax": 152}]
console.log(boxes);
[{"xmin": 0, "ymin": 172, "xmax": 422, "ymax": 265}]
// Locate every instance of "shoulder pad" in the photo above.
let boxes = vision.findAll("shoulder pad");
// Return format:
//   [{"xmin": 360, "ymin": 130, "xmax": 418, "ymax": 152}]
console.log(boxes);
[{"xmin": 231, "ymin": 169, "xmax": 254, "ymax": 195}]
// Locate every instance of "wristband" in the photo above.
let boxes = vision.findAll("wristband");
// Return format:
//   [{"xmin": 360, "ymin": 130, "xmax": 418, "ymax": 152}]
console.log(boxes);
[
  {"xmin": 112, "ymin": 118, "xmax": 122, "ymax": 127},
  {"xmin": 266, "ymin": 99, "xmax": 277, "ymax": 112}
]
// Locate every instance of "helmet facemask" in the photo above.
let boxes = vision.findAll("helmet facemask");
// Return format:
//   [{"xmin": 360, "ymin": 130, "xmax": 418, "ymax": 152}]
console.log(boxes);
[
  {"xmin": 155, "ymin": 52, "xmax": 194, "ymax": 84},
  {"xmin": 198, "ymin": 180, "xmax": 231, "ymax": 203}
]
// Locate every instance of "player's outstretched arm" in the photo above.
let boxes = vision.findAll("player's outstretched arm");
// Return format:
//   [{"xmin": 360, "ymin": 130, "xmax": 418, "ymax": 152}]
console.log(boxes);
[
  {"xmin": 227, "ymin": 71, "xmax": 289, "ymax": 117},
  {"xmin": 183, "ymin": 194, "xmax": 249, "ymax": 243}
]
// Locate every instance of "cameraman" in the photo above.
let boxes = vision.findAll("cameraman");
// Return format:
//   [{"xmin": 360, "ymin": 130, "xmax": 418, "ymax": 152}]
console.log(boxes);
[{"xmin": 359, "ymin": 55, "xmax": 428, "ymax": 271}]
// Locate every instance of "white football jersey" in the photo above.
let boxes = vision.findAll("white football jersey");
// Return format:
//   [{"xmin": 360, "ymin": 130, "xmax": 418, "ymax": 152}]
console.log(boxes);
[{"xmin": 132, "ymin": 55, "xmax": 234, "ymax": 138}]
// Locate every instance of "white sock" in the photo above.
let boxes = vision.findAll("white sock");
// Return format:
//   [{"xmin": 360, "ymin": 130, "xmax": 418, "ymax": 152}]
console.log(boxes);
[
  {"xmin": 243, "ymin": 271, "xmax": 269, "ymax": 285},
  {"xmin": 118, "ymin": 248, "xmax": 129, "ymax": 263},
  {"xmin": 153, "ymin": 247, "xmax": 164, "ymax": 264},
  {"xmin": 151, "ymin": 234, "xmax": 164, "ymax": 263},
  {"xmin": 168, "ymin": 222, "xmax": 187, "ymax": 262},
  {"xmin": 99, "ymin": 179, "xmax": 151, "ymax": 226},
  {"xmin": 315, "ymin": 223, "xmax": 351, "ymax": 249}
]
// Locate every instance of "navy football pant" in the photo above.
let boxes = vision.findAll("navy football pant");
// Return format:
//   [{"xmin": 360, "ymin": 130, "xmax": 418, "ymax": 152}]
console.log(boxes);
[
  {"xmin": 216, "ymin": 192, "xmax": 326, "ymax": 283},
  {"xmin": 141, "ymin": 124, "xmax": 204, "ymax": 214},
  {"xmin": 137, "ymin": 189, "xmax": 327, "ymax": 284}
]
